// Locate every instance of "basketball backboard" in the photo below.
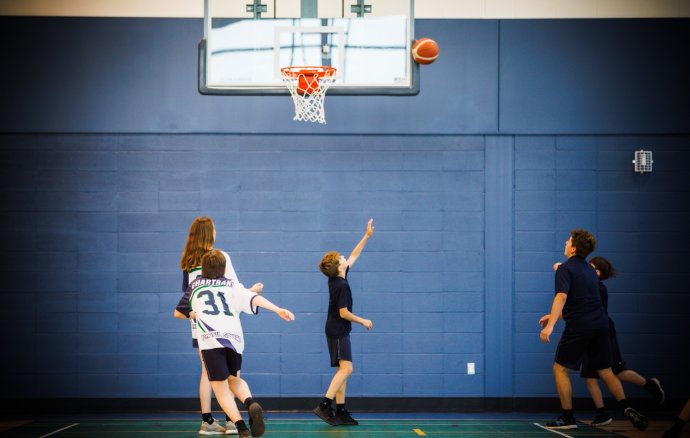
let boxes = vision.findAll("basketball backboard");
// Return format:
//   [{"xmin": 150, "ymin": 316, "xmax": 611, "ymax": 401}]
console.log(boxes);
[{"xmin": 199, "ymin": 0, "xmax": 417, "ymax": 95}]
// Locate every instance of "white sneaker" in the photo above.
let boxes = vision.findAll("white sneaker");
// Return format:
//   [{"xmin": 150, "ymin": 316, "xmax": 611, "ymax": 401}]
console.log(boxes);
[
  {"xmin": 199, "ymin": 421, "xmax": 226, "ymax": 435},
  {"xmin": 223, "ymin": 422, "xmax": 239, "ymax": 435}
]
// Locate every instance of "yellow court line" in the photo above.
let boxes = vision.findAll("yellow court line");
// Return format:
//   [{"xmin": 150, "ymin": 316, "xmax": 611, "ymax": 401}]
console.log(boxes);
[{"xmin": 413, "ymin": 428, "xmax": 426, "ymax": 436}]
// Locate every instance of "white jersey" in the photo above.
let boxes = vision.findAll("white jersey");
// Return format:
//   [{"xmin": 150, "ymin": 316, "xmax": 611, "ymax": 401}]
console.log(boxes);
[
  {"xmin": 186, "ymin": 250, "xmax": 242, "ymax": 342},
  {"xmin": 189, "ymin": 276, "xmax": 258, "ymax": 354}
]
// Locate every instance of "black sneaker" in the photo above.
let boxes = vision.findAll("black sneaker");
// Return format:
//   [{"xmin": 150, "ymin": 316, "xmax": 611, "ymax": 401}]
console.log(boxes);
[
  {"xmin": 545, "ymin": 414, "xmax": 577, "ymax": 429},
  {"xmin": 624, "ymin": 407, "xmax": 648, "ymax": 431},
  {"xmin": 247, "ymin": 402, "xmax": 265, "ymax": 437},
  {"xmin": 234, "ymin": 421, "xmax": 250, "ymax": 438},
  {"xmin": 335, "ymin": 409, "xmax": 359, "ymax": 426},
  {"xmin": 591, "ymin": 411, "xmax": 612, "ymax": 426},
  {"xmin": 646, "ymin": 378, "xmax": 665, "ymax": 405},
  {"xmin": 313, "ymin": 404, "xmax": 339, "ymax": 426}
]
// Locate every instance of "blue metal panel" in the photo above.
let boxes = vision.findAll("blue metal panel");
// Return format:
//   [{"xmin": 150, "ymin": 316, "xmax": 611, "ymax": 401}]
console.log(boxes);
[
  {"xmin": 500, "ymin": 19, "xmax": 690, "ymax": 134},
  {"xmin": 484, "ymin": 136, "xmax": 514, "ymax": 396}
]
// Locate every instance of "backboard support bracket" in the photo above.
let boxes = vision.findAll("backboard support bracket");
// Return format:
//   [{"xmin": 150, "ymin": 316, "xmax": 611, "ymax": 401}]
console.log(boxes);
[
  {"xmin": 350, "ymin": 1, "xmax": 372, "ymax": 17},
  {"xmin": 246, "ymin": 0, "xmax": 269, "ymax": 19}
]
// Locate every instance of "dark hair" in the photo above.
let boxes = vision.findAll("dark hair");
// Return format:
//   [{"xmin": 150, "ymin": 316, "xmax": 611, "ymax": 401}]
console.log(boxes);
[
  {"xmin": 319, "ymin": 251, "xmax": 341, "ymax": 278},
  {"xmin": 589, "ymin": 256, "xmax": 617, "ymax": 280},
  {"xmin": 570, "ymin": 228, "xmax": 596, "ymax": 257},
  {"xmin": 201, "ymin": 249, "xmax": 226, "ymax": 279}
]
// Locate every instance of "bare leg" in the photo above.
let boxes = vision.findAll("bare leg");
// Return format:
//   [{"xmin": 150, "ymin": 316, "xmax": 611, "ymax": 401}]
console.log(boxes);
[
  {"xmin": 198, "ymin": 349, "xmax": 213, "ymax": 413},
  {"xmin": 617, "ymin": 369, "xmax": 646, "ymax": 386},
  {"xmin": 553, "ymin": 362, "xmax": 573, "ymax": 410},
  {"xmin": 335, "ymin": 380, "xmax": 347, "ymax": 405},
  {"xmin": 210, "ymin": 380, "xmax": 242, "ymax": 423},
  {"xmin": 597, "ymin": 368, "xmax": 626, "ymax": 401},
  {"xmin": 325, "ymin": 360, "xmax": 353, "ymax": 401},
  {"xmin": 229, "ymin": 373, "xmax": 265, "ymax": 436},
  {"xmin": 228, "ymin": 375, "xmax": 252, "ymax": 403},
  {"xmin": 586, "ymin": 378, "xmax": 605, "ymax": 409}
]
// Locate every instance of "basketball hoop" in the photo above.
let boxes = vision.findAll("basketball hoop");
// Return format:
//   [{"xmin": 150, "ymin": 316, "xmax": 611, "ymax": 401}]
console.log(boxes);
[{"xmin": 281, "ymin": 66, "xmax": 336, "ymax": 124}]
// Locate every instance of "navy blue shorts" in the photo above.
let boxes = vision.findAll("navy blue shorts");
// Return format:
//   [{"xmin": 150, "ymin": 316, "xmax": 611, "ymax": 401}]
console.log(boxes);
[
  {"xmin": 201, "ymin": 347, "xmax": 242, "ymax": 381},
  {"xmin": 580, "ymin": 322, "xmax": 626, "ymax": 378},
  {"xmin": 327, "ymin": 335, "xmax": 352, "ymax": 367},
  {"xmin": 555, "ymin": 328, "xmax": 611, "ymax": 371}
]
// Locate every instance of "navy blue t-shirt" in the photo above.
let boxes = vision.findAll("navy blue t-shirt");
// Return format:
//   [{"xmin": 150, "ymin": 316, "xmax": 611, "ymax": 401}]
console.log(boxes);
[
  {"xmin": 555, "ymin": 256, "xmax": 608, "ymax": 332},
  {"xmin": 598, "ymin": 280, "xmax": 618, "ymax": 331},
  {"xmin": 325, "ymin": 267, "xmax": 352, "ymax": 339},
  {"xmin": 599, "ymin": 281, "xmax": 609, "ymax": 314}
]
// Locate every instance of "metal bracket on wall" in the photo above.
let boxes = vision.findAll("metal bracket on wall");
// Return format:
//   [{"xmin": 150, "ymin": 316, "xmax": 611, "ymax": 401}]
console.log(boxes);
[
  {"xmin": 246, "ymin": 0, "xmax": 269, "ymax": 19},
  {"xmin": 350, "ymin": 0, "xmax": 372, "ymax": 17}
]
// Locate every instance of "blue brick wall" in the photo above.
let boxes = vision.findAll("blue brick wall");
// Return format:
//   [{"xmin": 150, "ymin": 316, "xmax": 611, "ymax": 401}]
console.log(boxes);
[
  {"xmin": 514, "ymin": 136, "xmax": 690, "ymax": 398},
  {"xmin": 0, "ymin": 134, "xmax": 488, "ymax": 398},
  {"xmin": 2, "ymin": 134, "xmax": 690, "ymax": 400}
]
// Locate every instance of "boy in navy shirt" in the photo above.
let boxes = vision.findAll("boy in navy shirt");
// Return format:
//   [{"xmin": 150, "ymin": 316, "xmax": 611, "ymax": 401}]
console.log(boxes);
[
  {"xmin": 539, "ymin": 229, "xmax": 647, "ymax": 431},
  {"xmin": 313, "ymin": 219, "xmax": 374, "ymax": 426}
]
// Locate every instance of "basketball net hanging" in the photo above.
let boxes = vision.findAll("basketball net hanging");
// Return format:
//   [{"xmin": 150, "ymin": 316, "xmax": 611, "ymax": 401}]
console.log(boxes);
[{"xmin": 281, "ymin": 66, "xmax": 336, "ymax": 124}]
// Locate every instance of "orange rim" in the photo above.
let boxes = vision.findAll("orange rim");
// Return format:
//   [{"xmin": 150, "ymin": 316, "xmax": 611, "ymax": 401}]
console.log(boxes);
[{"xmin": 281, "ymin": 66, "xmax": 337, "ymax": 78}]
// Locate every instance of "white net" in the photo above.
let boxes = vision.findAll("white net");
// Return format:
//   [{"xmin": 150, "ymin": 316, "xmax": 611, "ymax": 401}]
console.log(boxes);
[{"xmin": 281, "ymin": 67, "xmax": 336, "ymax": 124}]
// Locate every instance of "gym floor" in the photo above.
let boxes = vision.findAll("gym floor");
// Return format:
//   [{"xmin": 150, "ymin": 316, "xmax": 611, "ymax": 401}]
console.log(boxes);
[{"xmin": 1, "ymin": 412, "xmax": 687, "ymax": 438}]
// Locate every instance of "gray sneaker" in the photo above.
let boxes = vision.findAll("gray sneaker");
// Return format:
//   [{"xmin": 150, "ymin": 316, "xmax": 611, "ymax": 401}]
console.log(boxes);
[
  {"xmin": 199, "ymin": 421, "xmax": 226, "ymax": 435},
  {"xmin": 222, "ymin": 422, "xmax": 238, "ymax": 435}
]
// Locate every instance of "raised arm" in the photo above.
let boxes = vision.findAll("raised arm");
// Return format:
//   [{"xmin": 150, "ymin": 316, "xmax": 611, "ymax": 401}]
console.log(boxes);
[{"xmin": 346, "ymin": 218, "xmax": 374, "ymax": 268}]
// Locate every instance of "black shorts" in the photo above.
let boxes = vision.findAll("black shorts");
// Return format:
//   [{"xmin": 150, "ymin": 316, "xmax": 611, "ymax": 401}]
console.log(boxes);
[
  {"xmin": 201, "ymin": 347, "xmax": 242, "ymax": 381},
  {"xmin": 327, "ymin": 335, "xmax": 352, "ymax": 367},
  {"xmin": 580, "ymin": 323, "xmax": 627, "ymax": 378},
  {"xmin": 555, "ymin": 328, "xmax": 611, "ymax": 371}
]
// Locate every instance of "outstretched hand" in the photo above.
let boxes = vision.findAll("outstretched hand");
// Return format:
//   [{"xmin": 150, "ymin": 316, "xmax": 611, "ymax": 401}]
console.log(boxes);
[
  {"xmin": 365, "ymin": 218, "xmax": 375, "ymax": 237},
  {"xmin": 277, "ymin": 309, "xmax": 295, "ymax": 321},
  {"xmin": 250, "ymin": 282, "xmax": 264, "ymax": 293}
]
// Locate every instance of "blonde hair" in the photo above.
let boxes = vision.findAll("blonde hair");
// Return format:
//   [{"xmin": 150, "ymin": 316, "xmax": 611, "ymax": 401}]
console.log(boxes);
[
  {"xmin": 180, "ymin": 216, "xmax": 215, "ymax": 272},
  {"xmin": 319, "ymin": 251, "xmax": 341, "ymax": 278}
]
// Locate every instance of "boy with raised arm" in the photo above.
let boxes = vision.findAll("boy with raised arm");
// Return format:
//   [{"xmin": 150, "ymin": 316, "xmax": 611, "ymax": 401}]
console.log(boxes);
[{"xmin": 313, "ymin": 219, "xmax": 375, "ymax": 426}]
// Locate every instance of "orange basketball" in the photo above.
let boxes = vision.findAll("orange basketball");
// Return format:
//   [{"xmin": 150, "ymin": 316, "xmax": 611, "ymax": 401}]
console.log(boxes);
[{"xmin": 412, "ymin": 38, "xmax": 439, "ymax": 65}]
